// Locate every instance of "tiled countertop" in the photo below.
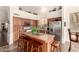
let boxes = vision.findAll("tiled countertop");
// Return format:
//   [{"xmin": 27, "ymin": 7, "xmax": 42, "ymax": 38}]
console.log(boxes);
[{"xmin": 23, "ymin": 32, "xmax": 55, "ymax": 43}]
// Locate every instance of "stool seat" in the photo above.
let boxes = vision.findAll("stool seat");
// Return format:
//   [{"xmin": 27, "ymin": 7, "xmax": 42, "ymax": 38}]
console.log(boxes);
[
  {"xmin": 51, "ymin": 41, "xmax": 60, "ymax": 47},
  {"xmin": 51, "ymin": 40, "xmax": 61, "ymax": 52}
]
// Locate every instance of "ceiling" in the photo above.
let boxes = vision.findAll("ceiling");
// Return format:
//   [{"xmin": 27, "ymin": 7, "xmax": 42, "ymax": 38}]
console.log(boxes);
[{"xmin": 19, "ymin": 6, "xmax": 61, "ymax": 15}]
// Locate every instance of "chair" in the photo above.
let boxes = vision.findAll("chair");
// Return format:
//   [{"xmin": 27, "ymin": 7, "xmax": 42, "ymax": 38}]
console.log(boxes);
[
  {"xmin": 68, "ymin": 29, "xmax": 79, "ymax": 52},
  {"xmin": 51, "ymin": 38, "xmax": 61, "ymax": 52}
]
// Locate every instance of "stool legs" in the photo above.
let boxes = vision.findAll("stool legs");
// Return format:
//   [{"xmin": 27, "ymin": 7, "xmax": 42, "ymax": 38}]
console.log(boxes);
[
  {"xmin": 51, "ymin": 46, "xmax": 61, "ymax": 52},
  {"xmin": 51, "ymin": 43, "xmax": 61, "ymax": 52},
  {"xmin": 17, "ymin": 39, "xmax": 24, "ymax": 52}
]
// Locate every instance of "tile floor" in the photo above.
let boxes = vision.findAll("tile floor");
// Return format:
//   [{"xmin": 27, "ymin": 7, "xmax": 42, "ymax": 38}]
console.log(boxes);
[
  {"xmin": 62, "ymin": 41, "xmax": 79, "ymax": 52},
  {"xmin": 0, "ymin": 41, "xmax": 79, "ymax": 52}
]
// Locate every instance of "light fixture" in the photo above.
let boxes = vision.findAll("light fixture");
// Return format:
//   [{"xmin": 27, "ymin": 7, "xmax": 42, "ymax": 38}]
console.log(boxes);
[
  {"xmin": 41, "ymin": 6, "xmax": 47, "ymax": 13},
  {"xmin": 19, "ymin": 7, "xmax": 22, "ymax": 10}
]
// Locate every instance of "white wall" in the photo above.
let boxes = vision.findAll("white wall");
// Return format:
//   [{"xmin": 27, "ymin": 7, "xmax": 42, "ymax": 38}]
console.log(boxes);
[
  {"xmin": 5, "ymin": 7, "xmax": 10, "ymax": 44},
  {"xmin": 0, "ymin": 6, "xmax": 9, "ymax": 43},
  {"xmin": 62, "ymin": 6, "xmax": 79, "ymax": 43},
  {"xmin": 9, "ymin": 6, "xmax": 15, "ymax": 45},
  {"xmin": 47, "ymin": 10, "xmax": 62, "ymax": 18},
  {"xmin": 0, "ymin": 7, "xmax": 9, "ymax": 30}
]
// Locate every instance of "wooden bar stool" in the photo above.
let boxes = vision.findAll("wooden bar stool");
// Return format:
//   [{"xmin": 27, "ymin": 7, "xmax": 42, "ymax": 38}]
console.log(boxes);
[
  {"xmin": 21, "ymin": 34, "xmax": 32, "ymax": 52},
  {"xmin": 30, "ymin": 40, "xmax": 43, "ymax": 52},
  {"xmin": 51, "ymin": 40, "xmax": 61, "ymax": 52},
  {"xmin": 17, "ymin": 34, "xmax": 30, "ymax": 52},
  {"xmin": 24, "ymin": 38, "xmax": 33, "ymax": 52},
  {"xmin": 24, "ymin": 38, "xmax": 30, "ymax": 52}
]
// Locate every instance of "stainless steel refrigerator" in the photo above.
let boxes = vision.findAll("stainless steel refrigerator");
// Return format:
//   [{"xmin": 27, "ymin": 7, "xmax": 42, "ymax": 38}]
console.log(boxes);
[{"xmin": 48, "ymin": 21, "xmax": 62, "ymax": 41}]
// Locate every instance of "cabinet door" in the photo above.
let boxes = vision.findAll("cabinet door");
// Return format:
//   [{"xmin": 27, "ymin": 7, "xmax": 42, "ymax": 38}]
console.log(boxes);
[
  {"xmin": 31, "ymin": 20, "xmax": 38, "ymax": 26},
  {"xmin": 13, "ymin": 16, "xmax": 22, "ymax": 42}
]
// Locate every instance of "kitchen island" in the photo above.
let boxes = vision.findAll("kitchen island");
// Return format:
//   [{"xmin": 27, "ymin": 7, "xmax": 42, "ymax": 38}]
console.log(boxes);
[{"xmin": 21, "ymin": 32, "xmax": 55, "ymax": 52}]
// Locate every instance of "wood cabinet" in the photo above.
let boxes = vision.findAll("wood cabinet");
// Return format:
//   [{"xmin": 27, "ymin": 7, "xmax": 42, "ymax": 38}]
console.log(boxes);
[
  {"xmin": 13, "ymin": 16, "xmax": 38, "ymax": 42},
  {"xmin": 31, "ymin": 20, "xmax": 38, "ymax": 26},
  {"xmin": 13, "ymin": 16, "xmax": 21, "ymax": 42}
]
